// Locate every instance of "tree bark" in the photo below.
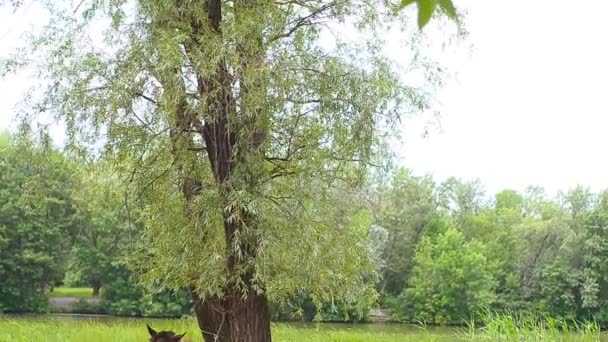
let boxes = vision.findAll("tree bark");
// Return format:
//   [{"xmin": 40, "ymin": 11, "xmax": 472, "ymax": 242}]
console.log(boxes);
[
  {"xmin": 92, "ymin": 282, "xmax": 101, "ymax": 296},
  {"xmin": 192, "ymin": 290, "xmax": 271, "ymax": 342}
]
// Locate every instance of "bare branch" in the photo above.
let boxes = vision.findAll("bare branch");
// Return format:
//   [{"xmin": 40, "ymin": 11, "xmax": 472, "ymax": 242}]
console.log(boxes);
[
  {"xmin": 330, "ymin": 155, "xmax": 382, "ymax": 168},
  {"xmin": 188, "ymin": 146, "xmax": 206, "ymax": 152},
  {"xmin": 265, "ymin": 156, "xmax": 290, "ymax": 162},
  {"xmin": 73, "ymin": 0, "xmax": 87, "ymax": 14},
  {"xmin": 284, "ymin": 97, "xmax": 321, "ymax": 104},
  {"xmin": 134, "ymin": 91, "xmax": 157, "ymax": 105},
  {"xmin": 83, "ymin": 86, "xmax": 158, "ymax": 105},
  {"xmin": 269, "ymin": 2, "xmax": 336, "ymax": 42},
  {"xmin": 264, "ymin": 196, "xmax": 297, "ymax": 220},
  {"xmin": 129, "ymin": 109, "xmax": 149, "ymax": 128},
  {"xmin": 283, "ymin": 67, "xmax": 352, "ymax": 78},
  {"xmin": 269, "ymin": 170, "xmax": 297, "ymax": 180}
]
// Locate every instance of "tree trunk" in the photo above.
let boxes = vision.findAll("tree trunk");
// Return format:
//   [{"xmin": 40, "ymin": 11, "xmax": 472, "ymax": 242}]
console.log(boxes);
[
  {"xmin": 192, "ymin": 290, "xmax": 271, "ymax": 342},
  {"xmin": 167, "ymin": 1, "xmax": 270, "ymax": 340},
  {"xmin": 92, "ymin": 281, "xmax": 101, "ymax": 296}
]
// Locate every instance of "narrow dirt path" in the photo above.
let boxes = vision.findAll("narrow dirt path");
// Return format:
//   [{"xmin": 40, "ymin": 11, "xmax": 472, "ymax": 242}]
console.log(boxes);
[{"xmin": 49, "ymin": 297, "xmax": 101, "ymax": 310}]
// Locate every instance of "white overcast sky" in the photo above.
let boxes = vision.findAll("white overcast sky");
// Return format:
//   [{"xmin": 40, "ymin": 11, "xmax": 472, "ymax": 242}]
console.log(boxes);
[{"xmin": 1, "ymin": 1, "xmax": 608, "ymax": 196}]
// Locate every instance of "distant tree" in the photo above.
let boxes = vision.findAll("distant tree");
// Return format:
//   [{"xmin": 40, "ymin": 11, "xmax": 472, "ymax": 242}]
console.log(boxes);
[
  {"xmin": 495, "ymin": 189, "xmax": 524, "ymax": 214},
  {"xmin": 438, "ymin": 177, "xmax": 486, "ymax": 218},
  {"xmin": 538, "ymin": 254, "xmax": 581, "ymax": 320},
  {"xmin": 522, "ymin": 186, "xmax": 560, "ymax": 219},
  {"xmin": 0, "ymin": 131, "xmax": 76, "ymax": 312},
  {"xmin": 597, "ymin": 190, "xmax": 608, "ymax": 212},
  {"xmin": 65, "ymin": 162, "xmax": 136, "ymax": 296},
  {"xmin": 560, "ymin": 186, "xmax": 595, "ymax": 221},
  {"xmin": 467, "ymin": 207, "xmax": 520, "ymax": 311},
  {"xmin": 513, "ymin": 214, "xmax": 571, "ymax": 301},
  {"xmin": 581, "ymin": 209, "xmax": 608, "ymax": 322},
  {"xmin": 401, "ymin": 227, "xmax": 496, "ymax": 323},
  {"xmin": 374, "ymin": 169, "xmax": 441, "ymax": 296}
]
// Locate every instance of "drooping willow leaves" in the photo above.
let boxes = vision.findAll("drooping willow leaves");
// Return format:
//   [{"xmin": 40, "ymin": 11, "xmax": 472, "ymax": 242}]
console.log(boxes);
[{"xmin": 1, "ymin": 0, "xmax": 457, "ymax": 316}]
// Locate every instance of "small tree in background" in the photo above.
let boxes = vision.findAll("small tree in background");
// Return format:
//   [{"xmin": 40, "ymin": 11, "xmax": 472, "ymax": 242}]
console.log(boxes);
[{"xmin": 402, "ymin": 227, "xmax": 496, "ymax": 323}]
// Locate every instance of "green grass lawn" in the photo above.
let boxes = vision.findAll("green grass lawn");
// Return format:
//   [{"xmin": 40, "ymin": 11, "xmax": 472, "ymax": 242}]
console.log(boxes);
[
  {"xmin": 47, "ymin": 287, "xmax": 96, "ymax": 298},
  {"xmin": 0, "ymin": 316, "xmax": 463, "ymax": 342},
  {"xmin": 1, "ymin": 315, "xmax": 606, "ymax": 342}
]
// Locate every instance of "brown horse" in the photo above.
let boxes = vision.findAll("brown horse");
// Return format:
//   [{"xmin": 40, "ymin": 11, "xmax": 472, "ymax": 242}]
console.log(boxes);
[{"xmin": 147, "ymin": 324, "xmax": 188, "ymax": 342}]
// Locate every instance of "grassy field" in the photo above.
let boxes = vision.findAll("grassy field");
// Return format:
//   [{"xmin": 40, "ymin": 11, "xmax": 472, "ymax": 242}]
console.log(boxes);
[
  {"xmin": 0, "ymin": 315, "xmax": 606, "ymax": 342},
  {"xmin": 47, "ymin": 287, "xmax": 96, "ymax": 298},
  {"xmin": 0, "ymin": 317, "xmax": 444, "ymax": 342}
]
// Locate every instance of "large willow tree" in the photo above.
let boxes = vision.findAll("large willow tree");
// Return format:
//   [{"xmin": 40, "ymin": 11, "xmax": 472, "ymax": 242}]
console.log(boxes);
[{"xmin": 3, "ymin": 0, "xmax": 458, "ymax": 340}]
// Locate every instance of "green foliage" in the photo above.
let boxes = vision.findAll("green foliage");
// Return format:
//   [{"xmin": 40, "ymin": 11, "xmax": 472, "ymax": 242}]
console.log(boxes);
[
  {"xmin": 1, "ymin": 2, "xmax": 461, "ymax": 329},
  {"xmin": 416, "ymin": 0, "xmax": 437, "ymax": 29},
  {"xmin": 0, "ymin": 131, "xmax": 191, "ymax": 316},
  {"xmin": 495, "ymin": 190, "xmax": 524, "ymax": 213},
  {"xmin": 438, "ymin": 177, "xmax": 485, "ymax": 218},
  {"xmin": 538, "ymin": 257, "xmax": 581, "ymax": 320},
  {"xmin": 9, "ymin": 0, "xmax": 608, "ymax": 331},
  {"xmin": 101, "ymin": 266, "xmax": 192, "ymax": 318},
  {"xmin": 399, "ymin": 0, "xmax": 460, "ymax": 29},
  {"xmin": 374, "ymin": 169, "xmax": 443, "ymax": 296},
  {"xmin": 400, "ymin": 228, "xmax": 496, "ymax": 323},
  {"xmin": 64, "ymin": 161, "xmax": 137, "ymax": 295},
  {"xmin": 0, "ymin": 132, "xmax": 77, "ymax": 312},
  {"xmin": 373, "ymin": 167, "xmax": 608, "ymax": 326},
  {"xmin": 581, "ymin": 210, "xmax": 608, "ymax": 322},
  {"xmin": 270, "ymin": 289, "xmax": 371, "ymax": 322}
]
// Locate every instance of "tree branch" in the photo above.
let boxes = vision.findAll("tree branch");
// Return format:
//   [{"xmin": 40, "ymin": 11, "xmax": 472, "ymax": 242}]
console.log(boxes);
[
  {"xmin": 83, "ymin": 86, "xmax": 158, "ymax": 105},
  {"xmin": 188, "ymin": 146, "xmax": 206, "ymax": 152},
  {"xmin": 269, "ymin": 2, "xmax": 336, "ymax": 42},
  {"xmin": 330, "ymin": 155, "xmax": 382, "ymax": 168},
  {"xmin": 134, "ymin": 91, "xmax": 157, "ymax": 105}
]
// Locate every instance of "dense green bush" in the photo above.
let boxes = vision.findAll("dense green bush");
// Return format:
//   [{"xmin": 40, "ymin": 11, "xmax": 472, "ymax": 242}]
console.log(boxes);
[
  {"xmin": 101, "ymin": 266, "xmax": 192, "ymax": 317},
  {"xmin": 71, "ymin": 299, "xmax": 105, "ymax": 314},
  {"xmin": 396, "ymin": 228, "xmax": 496, "ymax": 323}
]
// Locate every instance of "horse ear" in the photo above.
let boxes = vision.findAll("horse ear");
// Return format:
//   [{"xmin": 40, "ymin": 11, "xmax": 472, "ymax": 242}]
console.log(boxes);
[{"xmin": 147, "ymin": 324, "xmax": 157, "ymax": 336}]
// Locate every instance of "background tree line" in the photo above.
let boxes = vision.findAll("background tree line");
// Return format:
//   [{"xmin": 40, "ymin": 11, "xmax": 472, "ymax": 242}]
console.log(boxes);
[
  {"xmin": 376, "ymin": 169, "xmax": 608, "ymax": 324},
  {"xmin": 4, "ymin": 129, "xmax": 608, "ymax": 325},
  {"xmin": 0, "ymin": 130, "xmax": 191, "ymax": 317}
]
